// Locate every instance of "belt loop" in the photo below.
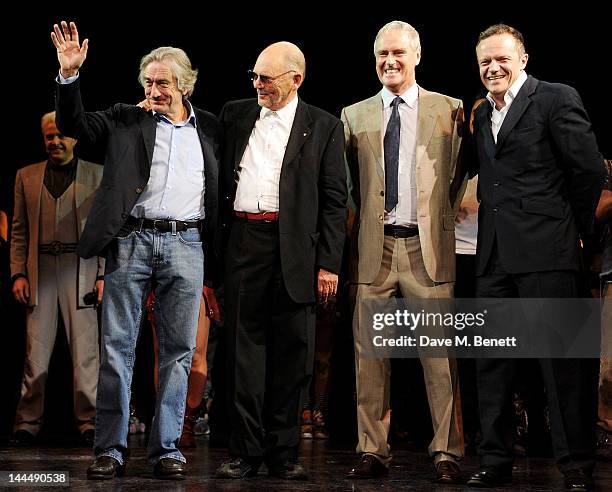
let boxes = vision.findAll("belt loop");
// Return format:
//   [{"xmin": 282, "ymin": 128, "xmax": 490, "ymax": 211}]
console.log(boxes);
[
  {"xmin": 137, "ymin": 218, "xmax": 144, "ymax": 233},
  {"xmin": 171, "ymin": 220, "xmax": 177, "ymax": 236}
]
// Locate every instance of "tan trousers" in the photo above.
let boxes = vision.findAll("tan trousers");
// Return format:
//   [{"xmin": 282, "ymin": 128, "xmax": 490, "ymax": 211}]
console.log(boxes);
[
  {"xmin": 14, "ymin": 253, "xmax": 99, "ymax": 435},
  {"xmin": 352, "ymin": 235, "xmax": 464, "ymax": 464}
]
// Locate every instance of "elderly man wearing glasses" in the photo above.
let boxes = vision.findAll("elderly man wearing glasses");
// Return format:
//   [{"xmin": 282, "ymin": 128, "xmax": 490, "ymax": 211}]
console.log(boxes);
[{"xmin": 215, "ymin": 41, "xmax": 347, "ymax": 480}]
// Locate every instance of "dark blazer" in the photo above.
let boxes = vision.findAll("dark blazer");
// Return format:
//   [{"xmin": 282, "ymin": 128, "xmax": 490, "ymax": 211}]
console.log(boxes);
[
  {"xmin": 219, "ymin": 98, "xmax": 347, "ymax": 304},
  {"xmin": 55, "ymin": 78, "xmax": 220, "ymax": 283},
  {"xmin": 472, "ymin": 75, "xmax": 603, "ymax": 276}
]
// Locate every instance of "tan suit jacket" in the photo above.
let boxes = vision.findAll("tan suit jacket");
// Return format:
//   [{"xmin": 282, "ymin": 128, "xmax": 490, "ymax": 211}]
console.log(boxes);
[
  {"xmin": 11, "ymin": 159, "xmax": 104, "ymax": 307},
  {"xmin": 342, "ymin": 88, "xmax": 465, "ymax": 284}
]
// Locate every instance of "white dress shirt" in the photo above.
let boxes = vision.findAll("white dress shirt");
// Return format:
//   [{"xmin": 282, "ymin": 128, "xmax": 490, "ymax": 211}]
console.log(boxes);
[
  {"xmin": 234, "ymin": 96, "xmax": 299, "ymax": 213},
  {"xmin": 382, "ymin": 84, "xmax": 419, "ymax": 226},
  {"xmin": 486, "ymin": 70, "xmax": 528, "ymax": 143}
]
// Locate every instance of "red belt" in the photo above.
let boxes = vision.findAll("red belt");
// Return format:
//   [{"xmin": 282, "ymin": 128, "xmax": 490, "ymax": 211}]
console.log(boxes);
[{"xmin": 234, "ymin": 211, "xmax": 279, "ymax": 221}]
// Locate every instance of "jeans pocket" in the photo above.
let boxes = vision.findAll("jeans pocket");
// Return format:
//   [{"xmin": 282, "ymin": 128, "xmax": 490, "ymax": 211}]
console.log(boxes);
[{"xmin": 177, "ymin": 229, "xmax": 202, "ymax": 245}]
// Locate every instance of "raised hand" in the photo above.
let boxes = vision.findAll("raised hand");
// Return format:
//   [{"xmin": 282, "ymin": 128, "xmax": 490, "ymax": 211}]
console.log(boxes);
[{"xmin": 51, "ymin": 21, "xmax": 89, "ymax": 78}]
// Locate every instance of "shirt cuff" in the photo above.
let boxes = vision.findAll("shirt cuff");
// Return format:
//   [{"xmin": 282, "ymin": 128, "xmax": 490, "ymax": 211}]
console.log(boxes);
[
  {"xmin": 11, "ymin": 273, "xmax": 26, "ymax": 283},
  {"xmin": 57, "ymin": 71, "xmax": 79, "ymax": 84}
]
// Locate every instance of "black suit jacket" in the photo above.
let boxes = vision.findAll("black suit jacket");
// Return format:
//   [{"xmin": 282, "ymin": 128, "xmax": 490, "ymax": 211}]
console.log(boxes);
[
  {"xmin": 219, "ymin": 98, "xmax": 347, "ymax": 304},
  {"xmin": 473, "ymin": 75, "xmax": 603, "ymax": 276},
  {"xmin": 55, "ymin": 78, "xmax": 220, "ymax": 283}
]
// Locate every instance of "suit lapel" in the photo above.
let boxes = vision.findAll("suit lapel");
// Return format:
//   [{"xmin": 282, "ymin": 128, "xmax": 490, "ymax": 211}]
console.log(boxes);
[
  {"xmin": 495, "ymin": 75, "xmax": 537, "ymax": 153},
  {"xmin": 234, "ymin": 104, "xmax": 260, "ymax": 172},
  {"xmin": 416, "ymin": 88, "xmax": 438, "ymax": 166},
  {"xmin": 196, "ymin": 116, "xmax": 217, "ymax": 170},
  {"xmin": 363, "ymin": 95, "xmax": 385, "ymax": 182},
  {"xmin": 139, "ymin": 111, "xmax": 157, "ymax": 174},
  {"xmin": 281, "ymin": 99, "xmax": 312, "ymax": 168},
  {"xmin": 26, "ymin": 163, "xmax": 46, "ymax": 250}
]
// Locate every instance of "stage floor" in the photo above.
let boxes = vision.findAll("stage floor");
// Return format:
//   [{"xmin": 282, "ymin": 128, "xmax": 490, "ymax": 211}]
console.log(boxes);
[{"xmin": 0, "ymin": 435, "xmax": 609, "ymax": 490}]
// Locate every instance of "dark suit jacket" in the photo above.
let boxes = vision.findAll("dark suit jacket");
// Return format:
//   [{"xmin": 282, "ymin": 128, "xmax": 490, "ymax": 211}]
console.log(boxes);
[
  {"xmin": 472, "ymin": 75, "xmax": 603, "ymax": 276},
  {"xmin": 219, "ymin": 98, "xmax": 347, "ymax": 304},
  {"xmin": 55, "ymin": 78, "xmax": 220, "ymax": 283}
]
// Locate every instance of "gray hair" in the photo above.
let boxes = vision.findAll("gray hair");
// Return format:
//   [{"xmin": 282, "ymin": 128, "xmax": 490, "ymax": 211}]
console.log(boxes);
[
  {"xmin": 138, "ymin": 46, "xmax": 198, "ymax": 98},
  {"xmin": 374, "ymin": 21, "xmax": 421, "ymax": 55},
  {"xmin": 285, "ymin": 50, "xmax": 306, "ymax": 79},
  {"xmin": 41, "ymin": 111, "xmax": 56, "ymax": 132}
]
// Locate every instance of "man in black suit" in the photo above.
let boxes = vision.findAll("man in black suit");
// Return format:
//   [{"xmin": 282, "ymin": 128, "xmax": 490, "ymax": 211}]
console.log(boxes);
[
  {"xmin": 51, "ymin": 21, "xmax": 219, "ymax": 480},
  {"xmin": 466, "ymin": 24, "xmax": 603, "ymax": 491},
  {"xmin": 215, "ymin": 41, "xmax": 347, "ymax": 480}
]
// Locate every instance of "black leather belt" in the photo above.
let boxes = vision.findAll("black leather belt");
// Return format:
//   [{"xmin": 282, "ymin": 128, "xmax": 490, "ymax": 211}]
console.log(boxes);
[
  {"xmin": 39, "ymin": 241, "xmax": 77, "ymax": 255},
  {"xmin": 384, "ymin": 225, "xmax": 419, "ymax": 238},
  {"xmin": 126, "ymin": 216, "xmax": 202, "ymax": 232}
]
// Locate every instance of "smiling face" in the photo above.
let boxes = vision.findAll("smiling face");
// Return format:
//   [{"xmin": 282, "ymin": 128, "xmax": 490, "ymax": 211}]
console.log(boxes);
[
  {"xmin": 43, "ymin": 121, "xmax": 76, "ymax": 165},
  {"xmin": 477, "ymin": 33, "xmax": 528, "ymax": 107},
  {"xmin": 143, "ymin": 60, "xmax": 188, "ymax": 122},
  {"xmin": 252, "ymin": 45, "xmax": 302, "ymax": 111},
  {"xmin": 375, "ymin": 29, "xmax": 421, "ymax": 95}
]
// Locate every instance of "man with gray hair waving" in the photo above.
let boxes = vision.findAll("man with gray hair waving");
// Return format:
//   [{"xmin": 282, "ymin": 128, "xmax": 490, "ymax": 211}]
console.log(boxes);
[{"xmin": 51, "ymin": 20, "xmax": 220, "ymax": 480}]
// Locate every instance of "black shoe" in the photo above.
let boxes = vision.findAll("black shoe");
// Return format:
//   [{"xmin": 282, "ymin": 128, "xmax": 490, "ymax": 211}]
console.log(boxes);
[
  {"xmin": 268, "ymin": 461, "xmax": 309, "ymax": 480},
  {"xmin": 346, "ymin": 454, "xmax": 389, "ymax": 479},
  {"xmin": 215, "ymin": 457, "xmax": 261, "ymax": 479},
  {"xmin": 87, "ymin": 456, "xmax": 125, "ymax": 480},
  {"xmin": 435, "ymin": 460, "xmax": 462, "ymax": 484},
  {"xmin": 563, "ymin": 468, "xmax": 594, "ymax": 491},
  {"xmin": 11, "ymin": 429, "xmax": 36, "ymax": 446},
  {"xmin": 467, "ymin": 466, "xmax": 512, "ymax": 487},
  {"xmin": 80, "ymin": 429, "xmax": 95, "ymax": 447},
  {"xmin": 153, "ymin": 458, "xmax": 186, "ymax": 480}
]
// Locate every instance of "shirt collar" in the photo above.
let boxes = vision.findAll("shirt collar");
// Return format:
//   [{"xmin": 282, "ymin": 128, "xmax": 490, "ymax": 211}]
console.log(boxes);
[
  {"xmin": 381, "ymin": 83, "xmax": 419, "ymax": 109},
  {"xmin": 259, "ymin": 94, "xmax": 299, "ymax": 123},
  {"xmin": 153, "ymin": 100, "xmax": 197, "ymax": 127},
  {"xmin": 486, "ymin": 70, "xmax": 528, "ymax": 110}
]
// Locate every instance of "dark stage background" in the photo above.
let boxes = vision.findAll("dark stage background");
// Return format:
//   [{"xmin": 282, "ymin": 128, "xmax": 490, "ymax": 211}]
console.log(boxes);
[{"xmin": 1, "ymin": 7, "xmax": 609, "ymax": 441}]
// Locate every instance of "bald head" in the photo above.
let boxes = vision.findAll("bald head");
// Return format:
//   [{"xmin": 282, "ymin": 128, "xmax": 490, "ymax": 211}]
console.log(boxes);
[
  {"xmin": 257, "ymin": 42, "xmax": 306, "ymax": 78},
  {"xmin": 252, "ymin": 42, "xmax": 305, "ymax": 111}
]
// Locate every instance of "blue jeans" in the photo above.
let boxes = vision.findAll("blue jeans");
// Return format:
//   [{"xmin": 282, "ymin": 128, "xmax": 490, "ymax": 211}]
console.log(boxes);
[{"xmin": 94, "ymin": 226, "xmax": 203, "ymax": 464}]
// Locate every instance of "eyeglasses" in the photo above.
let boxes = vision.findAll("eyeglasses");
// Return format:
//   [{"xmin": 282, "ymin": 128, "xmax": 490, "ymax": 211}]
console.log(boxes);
[{"xmin": 248, "ymin": 69, "xmax": 296, "ymax": 85}]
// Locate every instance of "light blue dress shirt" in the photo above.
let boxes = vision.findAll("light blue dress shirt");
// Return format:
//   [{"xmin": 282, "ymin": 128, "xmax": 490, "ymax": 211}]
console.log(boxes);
[{"xmin": 131, "ymin": 102, "xmax": 205, "ymax": 220}]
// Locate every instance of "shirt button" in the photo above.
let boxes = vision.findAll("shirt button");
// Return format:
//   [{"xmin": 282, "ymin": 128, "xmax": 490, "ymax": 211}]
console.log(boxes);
[
  {"xmin": 135, "ymin": 186, "xmax": 144, "ymax": 194},
  {"xmin": 378, "ymin": 214, "xmax": 384, "ymax": 220},
  {"xmin": 494, "ymin": 182, "xmax": 500, "ymax": 187},
  {"xmin": 380, "ymin": 191, "xmax": 384, "ymax": 196},
  {"xmin": 493, "ymin": 207, "xmax": 499, "ymax": 212}
]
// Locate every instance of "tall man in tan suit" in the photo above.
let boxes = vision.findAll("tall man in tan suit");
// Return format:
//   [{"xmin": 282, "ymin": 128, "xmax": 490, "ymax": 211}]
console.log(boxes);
[
  {"xmin": 342, "ymin": 21, "xmax": 465, "ymax": 483},
  {"xmin": 11, "ymin": 111, "xmax": 103, "ymax": 445}
]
